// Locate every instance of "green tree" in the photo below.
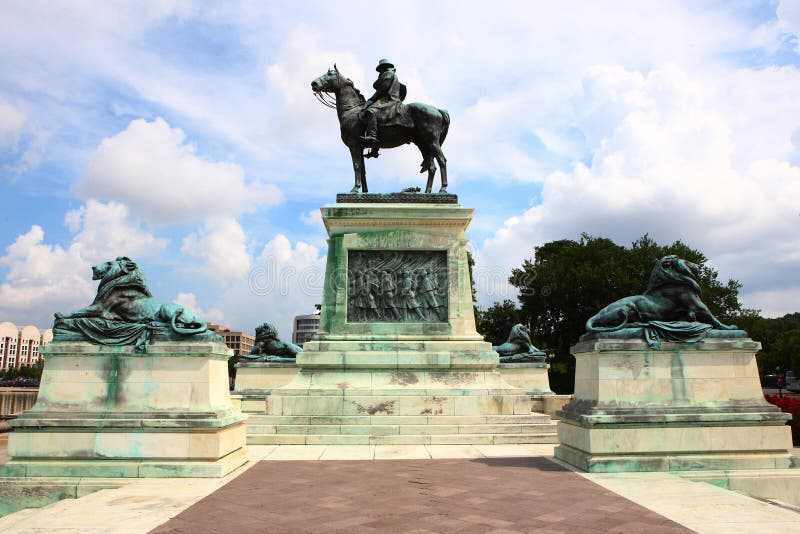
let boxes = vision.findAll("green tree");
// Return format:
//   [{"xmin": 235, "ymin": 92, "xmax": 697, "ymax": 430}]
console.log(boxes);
[
  {"xmin": 507, "ymin": 234, "xmax": 748, "ymax": 393},
  {"xmin": 737, "ymin": 312, "xmax": 800, "ymax": 376}
]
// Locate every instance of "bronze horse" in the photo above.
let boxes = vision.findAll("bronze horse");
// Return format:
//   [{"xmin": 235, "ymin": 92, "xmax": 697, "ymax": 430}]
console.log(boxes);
[{"xmin": 311, "ymin": 65, "xmax": 450, "ymax": 193}]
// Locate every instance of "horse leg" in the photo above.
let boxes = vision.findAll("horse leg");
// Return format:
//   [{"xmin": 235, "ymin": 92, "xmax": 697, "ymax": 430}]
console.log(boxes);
[
  {"xmin": 432, "ymin": 144, "xmax": 448, "ymax": 193},
  {"xmin": 349, "ymin": 146, "xmax": 362, "ymax": 193},
  {"xmin": 425, "ymin": 160, "xmax": 436, "ymax": 193},
  {"xmin": 361, "ymin": 153, "xmax": 368, "ymax": 193}
]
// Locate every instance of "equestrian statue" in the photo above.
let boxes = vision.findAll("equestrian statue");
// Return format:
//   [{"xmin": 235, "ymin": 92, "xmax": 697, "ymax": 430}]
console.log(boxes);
[{"xmin": 311, "ymin": 60, "xmax": 450, "ymax": 194}]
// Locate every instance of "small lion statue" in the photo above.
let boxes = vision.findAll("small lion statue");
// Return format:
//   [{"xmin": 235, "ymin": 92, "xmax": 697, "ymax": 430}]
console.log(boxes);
[
  {"xmin": 584, "ymin": 255, "xmax": 737, "ymax": 345},
  {"xmin": 492, "ymin": 323, "xmax": 546, "ymax": 363},
  {"xmin": 240, "ymin": 322, "xmax": 303, "ymax": 363},
  {"xmin": 53, "ymin": 256, "xmax": 220, "ymax": 350}
]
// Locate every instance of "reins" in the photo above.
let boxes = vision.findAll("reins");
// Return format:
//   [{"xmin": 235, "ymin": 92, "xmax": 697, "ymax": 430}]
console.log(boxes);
[{"xmin": 312, "ymin": 70, "xmax": 364, "ymax": 111}]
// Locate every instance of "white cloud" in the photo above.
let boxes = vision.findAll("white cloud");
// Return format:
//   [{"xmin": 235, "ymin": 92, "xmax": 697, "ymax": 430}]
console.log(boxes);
[
  {"xmin": 78, "ymin": 118, "xmax": 282, "ymax": 224},
  {"xmin": 476, "ymin": 64, "xmax": 800, "ymax": 310},
  {"xmin": 211, "ymin": 234, "xmax": 325, "ymax": 339},
  {"xmin": 266, "ymin": 25, "xmax": 366, "ymax": 148},
  {"xmin": 0, "ymin": 200, "xmax": 169, "ymax": 326},
  {"xmin": 0, "ymin": 226, "xmax": 91, "ymax": 326},
  {"xmin": 0, "ymin": 100, "xmax": 26, "ymax": 151},
  {"xmin": 180, "ymin": 217, "xmax": 252, "ymax": 286},
  {"xmin": 777, "ymin": 0, "xmax": 800, "ymax": 52},
  {"xmin": 66, "ymin": 200, "xmax": 168, "ymax": 263},
  {"xmin": 173, "ymin": 292, "xmax": 225, "ymax": 324}
]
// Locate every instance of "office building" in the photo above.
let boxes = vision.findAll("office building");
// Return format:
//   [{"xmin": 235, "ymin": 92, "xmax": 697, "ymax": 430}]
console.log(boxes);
[
  {"xmin": 292, "ymin": 306, "xmax": 321, "ymax": 345},
  {"xmin": 207, "ymin": 323, "xmax": 255, "ymax": 357}
]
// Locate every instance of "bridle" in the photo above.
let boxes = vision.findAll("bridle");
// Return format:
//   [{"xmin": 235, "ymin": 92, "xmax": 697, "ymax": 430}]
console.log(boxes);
[{"xmin": 312, "ymin": 69, "xmax": 363, "ymax": 111}]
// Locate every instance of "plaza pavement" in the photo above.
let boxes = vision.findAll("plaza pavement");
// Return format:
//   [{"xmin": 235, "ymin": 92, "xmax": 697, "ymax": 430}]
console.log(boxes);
[{"xmin": 0, "ymin": 442, "xmax": 798, "ymax": 533}]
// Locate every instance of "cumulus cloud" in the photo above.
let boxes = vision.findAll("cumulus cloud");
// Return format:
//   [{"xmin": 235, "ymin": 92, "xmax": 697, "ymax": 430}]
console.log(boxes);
[
  {"xmin": 0, "ymin": 226, "xmax": 91, "ymax": 325},
  {"xmin": 78, "ymin": 118, "xmax": 282, "ymax": 224},
  {"xmin": 65, "ymin": 200, "xmax": 168, "ymax": 263},
  {"xmin": 180, "ymin": 217, "xmax": 252, "ymax": 286},
  {"xmin": 173, "ymin": 292, "xmax": 225, "ymax": 324},
  {"xmin": 266, "ymin": 25, "xmax": 366, "ymax": 148},
  {"xmin": 211, "ymin": 234, "xmax": 325, "ymax": 339},
  {"xmin": 0, "ymin": 200, "xmax": 168, "ymax": 326},
  {"xmin": 476, "ymin": 64, "xmax": 800, "ymax": 314}
]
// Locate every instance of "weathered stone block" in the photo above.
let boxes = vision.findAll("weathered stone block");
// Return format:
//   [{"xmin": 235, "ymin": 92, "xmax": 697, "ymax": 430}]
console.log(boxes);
[{"xmin": 555, "ymin": 338, "xmax": 795, "ymax": 472}]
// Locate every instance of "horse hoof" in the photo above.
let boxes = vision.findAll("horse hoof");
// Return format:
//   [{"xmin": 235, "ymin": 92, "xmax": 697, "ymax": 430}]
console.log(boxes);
[
  {"xmin": 438, "ymin": 188, "xmax": 447, "ymax": 194},
  {"xmin": 424, "ymin": 188, "xmax": 432, "ymax": 194},
  {"xmin": 350, "ymin": 187, "xmax": 359, "ymax": 193}
]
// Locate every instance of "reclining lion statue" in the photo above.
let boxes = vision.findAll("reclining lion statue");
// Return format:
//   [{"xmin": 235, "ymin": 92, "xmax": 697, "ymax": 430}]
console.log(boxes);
[
  {"xmin": 492, "ymin": 323, "xmax": 546, "ymax": 363},
  {"xmin": 240, "ymin": 322, "xmax": 303, "ymax": 363},
  {"xmin": 584, "ymin": 255, "xmax": 738, "ymax": 346},
  {"xmin": 53, "ymin": 256, "xmax": 221, "ymax": 350}
]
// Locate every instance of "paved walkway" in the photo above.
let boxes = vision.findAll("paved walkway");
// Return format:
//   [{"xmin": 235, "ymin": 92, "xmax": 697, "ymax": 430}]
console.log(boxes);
[
  {"xmin": 153, "ymin": 455, "xmax": 690, "ymax": 533},
  {"xmin": 0, "ymin": 445, "xmax": 798, "ymax": 533}
]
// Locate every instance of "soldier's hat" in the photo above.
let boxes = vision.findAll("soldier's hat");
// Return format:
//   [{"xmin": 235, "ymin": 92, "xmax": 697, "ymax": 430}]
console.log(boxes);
[{"xmin": 376, "ymin": 58, "xmax": 395, "ymax": 71}]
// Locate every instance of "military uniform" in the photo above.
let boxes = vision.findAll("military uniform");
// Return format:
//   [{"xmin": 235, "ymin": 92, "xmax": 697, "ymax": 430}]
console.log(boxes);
[{"xmin": 362, "ymin": 59, "xmax": 413, "ymax": 145}]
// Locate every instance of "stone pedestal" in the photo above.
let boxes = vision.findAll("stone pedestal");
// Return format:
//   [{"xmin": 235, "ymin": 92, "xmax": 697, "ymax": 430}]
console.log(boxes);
[
  {"xmin": 554, "ymin": 337, "xmax": 795, "ymax": 472},
  {"xmin": 233, "ymin": 361, "xmax": 298, "ymax": 413},
  {"xmin": 498, "ymin": 362, "xmax": 554, "ymax": 396},
  {"xmin": 1, "ymin": 342, "xmax": 247, "ymax": 478},
  {"xmin": 247, "ymin": 201, "xmax": 557, "ymax": 445}
]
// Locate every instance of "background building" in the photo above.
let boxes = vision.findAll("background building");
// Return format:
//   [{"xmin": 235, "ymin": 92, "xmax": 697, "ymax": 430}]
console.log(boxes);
[
  {"xmin": 293, "ymin": 306, "xmax": 321, "ymax": 345},
  {"xmin": 0, "ymin": 322, "xmax": 52, "ymax": 371},
  {"xmin": 207, "ymin": 323, "xmax": 255, "ymax": 357}
]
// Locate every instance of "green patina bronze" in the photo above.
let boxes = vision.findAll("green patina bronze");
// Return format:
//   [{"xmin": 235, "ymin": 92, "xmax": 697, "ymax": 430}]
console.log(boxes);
[
  {"xmin": 52, "ymin": 256, "xmax": 221, "ymax": 351},
  {"xmin": 583, "ymin": 255, "xmax": 742, "ymax": 348},
  {"xmin": 493, "ymin": 323, "xmax": 546, "ymax": 363},
  {"xmin": 347, "ymin": 250, "xmax": 448, "ymax": 323},
  {"xmin": 311, "ymin": 62, "xmax": 450, "ymax": 194},
  {"xmin": 239, "ymin": 322, "xmax": 303, "ymax": 362}
]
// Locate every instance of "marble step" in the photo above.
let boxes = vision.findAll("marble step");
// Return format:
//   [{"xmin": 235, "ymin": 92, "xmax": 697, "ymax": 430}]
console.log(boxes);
[
  {"xmin": 246, "ymin": 414, "xmax": 552, "ymax": 425},
  {"xmin": 248, "ymin": 422, "xmax": 558, "ymax": 436},
  {"xmin": 247, "ymin": 433, "xmax": 560, "ymax": 446}
]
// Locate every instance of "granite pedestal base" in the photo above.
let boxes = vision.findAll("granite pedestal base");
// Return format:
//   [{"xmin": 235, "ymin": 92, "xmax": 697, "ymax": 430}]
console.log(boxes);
[
  {"xmin": 1, "ymin": 342, "xmax": 248, "ymax": 478},
  {"xmin": 554, "ymin": 337, "xmax": 796, "ymax": 472}
]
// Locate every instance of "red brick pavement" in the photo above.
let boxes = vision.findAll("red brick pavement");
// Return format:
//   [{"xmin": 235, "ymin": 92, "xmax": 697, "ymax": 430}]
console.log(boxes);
[{"xmin": 150, "ymin": 457, "xmax": 693, "ymax": 533}]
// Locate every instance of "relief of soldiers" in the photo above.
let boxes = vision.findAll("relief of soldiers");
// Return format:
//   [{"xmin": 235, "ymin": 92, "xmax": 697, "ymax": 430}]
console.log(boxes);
[
  {"xmin": 418, "ymin": 268, "xmax": 442, "ymax": 321},
  {"xmin": 380, "ymin": 270, "xmax": 402, "ymax": 321},
  {"xmin": 361, "ymin": 59, "xmax": 413, "ymax": 156},
  {"xmin": 399, "ymin": 270, "xmax": 426, "ymax": 321},
  {"xmin": 364, "ymin": 267, "xmax": 381, "ymax": 321}
]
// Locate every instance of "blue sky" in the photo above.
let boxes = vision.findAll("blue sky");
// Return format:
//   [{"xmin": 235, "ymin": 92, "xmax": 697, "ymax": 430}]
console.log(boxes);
[{"xmin": 1, "ymin": 1, "xmax": 799, "ymax": 338}]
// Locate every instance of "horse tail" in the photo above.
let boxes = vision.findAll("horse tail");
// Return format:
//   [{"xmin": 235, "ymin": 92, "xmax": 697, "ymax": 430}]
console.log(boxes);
[{"xmin": 438, "ymin": 109, "xmax": 450, "ymax": 145}]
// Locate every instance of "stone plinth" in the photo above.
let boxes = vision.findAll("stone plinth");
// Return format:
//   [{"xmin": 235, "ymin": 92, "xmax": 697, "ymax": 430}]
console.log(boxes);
[
  {"xmin": 554, "ymin": 337, "xmax": 796, "ymax": 472},
  {"xmin": 1, "ymin": 342, "xmax": 247, "ymax": 478},
  {"xmin": 247, "ymin": 202, "xmax": 557, "ymax": 445},
  {"xmin": 234, "ymin": 361, "xmax": 298, "ymax": 413},
  {"xmin": 498, "ymin": 362, "xmax": 553, "ymax": 395}
]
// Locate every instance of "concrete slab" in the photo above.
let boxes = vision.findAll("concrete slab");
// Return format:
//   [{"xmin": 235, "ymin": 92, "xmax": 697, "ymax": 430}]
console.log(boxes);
[
  {"xmin": 374, "ymin": 445, "xmax": 431, "ymax": 459},
  {"xmin": 318, "ymin": 445, "xmax": 375, "ymax": 460},
  {"xmin": 262, "ymin": 445, "xmax": 326, "ymax": 461}
]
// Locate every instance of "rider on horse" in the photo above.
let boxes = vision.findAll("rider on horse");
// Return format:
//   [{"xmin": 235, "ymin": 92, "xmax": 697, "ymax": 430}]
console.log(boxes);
[{"xmin": 361, "ymin": 59, "xmax": 413, "ymax": 154}]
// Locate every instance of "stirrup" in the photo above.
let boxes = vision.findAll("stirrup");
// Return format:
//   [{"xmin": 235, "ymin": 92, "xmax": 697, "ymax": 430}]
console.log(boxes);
[{"xmin": 364, "ymin": 147, "xmax": 380, "ymax": 159}]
